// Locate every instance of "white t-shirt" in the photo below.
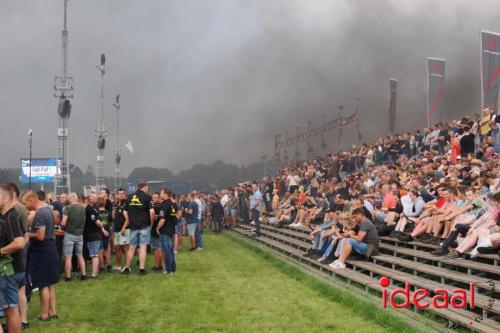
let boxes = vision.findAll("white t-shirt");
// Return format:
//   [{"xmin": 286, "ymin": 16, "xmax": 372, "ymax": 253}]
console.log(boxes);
[
  {"xmin": 221, "ymin": 194, "xmax": 229, "ymax": 207},
  {"xmin": 195, "ymin": 199, "xmax": 202, "ymax": 219}
]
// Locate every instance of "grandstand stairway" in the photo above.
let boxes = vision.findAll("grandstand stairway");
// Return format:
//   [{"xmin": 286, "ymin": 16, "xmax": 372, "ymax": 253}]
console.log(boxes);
[{"xmin": 231, "ymin": 222, "xmax": 500, "ymax": 333}]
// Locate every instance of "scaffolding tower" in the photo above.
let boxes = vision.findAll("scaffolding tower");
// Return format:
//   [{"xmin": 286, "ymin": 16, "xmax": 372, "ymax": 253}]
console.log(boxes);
[
  {"xmin": 54, "ymin": 0, "xmax": 73, "ymax": 196},
  {"xmin": 96, "ymin": 54, "xmax": 107, "ymax": 191}
]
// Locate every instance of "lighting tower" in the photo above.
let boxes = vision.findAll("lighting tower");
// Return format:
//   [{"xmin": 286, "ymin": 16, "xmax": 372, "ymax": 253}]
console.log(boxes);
[
  {"xmin": 113, "ymin": 94, "xmax": 121, "ymax": 191},
  {"xmin": 96, "ymin": 53, "xmax": 107, "ymax": 191},
  {"xmin": 54, "ymin": 0, "xmax": 73, "ymax": 196}
]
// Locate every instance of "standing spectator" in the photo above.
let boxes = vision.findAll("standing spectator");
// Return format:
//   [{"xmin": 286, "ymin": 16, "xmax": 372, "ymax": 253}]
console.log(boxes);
[
  {"xmin": 194, "ymin": 192, "xmax": 204, "ymax": 250},
  {"xmin": 6, "ymin": 183, "xmax": 29, "ymax": 328},
  {"xmin": 112, "ymin": 189, "xmax": 129, "ymax": 270},
  {"xmin": 156, "ymin": 188, "xmax": 177, "ymax": 274},
  {"xmin": 211, "ymin": 195, "xmax": 224, "ymax": 233},
  {"xmin": 184, "ymin": 193, "xmax": 199, "ymax": 250},
  {"xmin": 97, "ymin": 197, "xmax": 112, "ymax": 273},
  {"xmin": 60, "ymin": 193, "xmax": 87, "ymax": 281},
  {"xmin": 0, "ymin": 184, "xmax": 26, "ymax": 333},
  {"xmin": 459, "ymin": 126, "xmax": 475, "ymax": 158},
  {"xmin": 84, "ymin": 194, "xmax": 108, "ymax": 278},
  {"xmin": 21, "ymin": 190, "xmax": 59, "ymax": 322},
  {"xmin": 150, "ymin": 192, "xmax": 164, "ymax": 272},
  {"xmin": 250, "ymin": 182, "xmax": 263, "ymax": 237},
  {"xmin": 122, "ymin": 182, "xmax": 154, "ymax": 275},
  {"xmin": 99, "ymin": 188, "xmax": 113, "ymax": 272}
]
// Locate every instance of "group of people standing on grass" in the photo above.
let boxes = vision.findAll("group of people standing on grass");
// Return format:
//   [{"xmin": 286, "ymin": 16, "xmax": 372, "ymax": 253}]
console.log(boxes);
[
  {"xmin": 0, "ymin": 180, "xmax": 222, "ymax": 332},
  {"xmin": 0, "ymin": 183, "xmax": 60, "ymax": 333}
]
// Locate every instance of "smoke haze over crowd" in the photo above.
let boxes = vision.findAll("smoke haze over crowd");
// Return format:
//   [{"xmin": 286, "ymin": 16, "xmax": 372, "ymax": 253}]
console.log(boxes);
[{"xmin": 1, "ymin": 0, "xmax": 499, "ymax": 175}]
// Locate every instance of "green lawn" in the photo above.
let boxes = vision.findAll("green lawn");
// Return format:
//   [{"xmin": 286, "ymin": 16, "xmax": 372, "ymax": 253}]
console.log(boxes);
[{"xmin": 26, "ymin": 232, "xmax": 417, "ymax": 333}]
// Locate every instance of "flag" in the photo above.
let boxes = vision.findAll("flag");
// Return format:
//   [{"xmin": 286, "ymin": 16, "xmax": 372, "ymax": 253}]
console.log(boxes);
[
  {"xmin": 481, "ymin": 30, "xmax": 500, "ymax": 109},
  {"xmin": 427, "ymin": 57, "xmax": 446, "ymax": 127},
  {"xmin": 388, "ymin": 79, "xmax": 398, "ymax": 133},
  {"xmin": 125, "ymin": 140, "xmax": 134, "ymax": 154}
]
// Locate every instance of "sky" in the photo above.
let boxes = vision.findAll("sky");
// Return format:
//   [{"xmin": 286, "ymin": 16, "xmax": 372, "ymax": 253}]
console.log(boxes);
[{"xmin": 1, "ymin": 0, "xmax": 499, "ymax": 176}]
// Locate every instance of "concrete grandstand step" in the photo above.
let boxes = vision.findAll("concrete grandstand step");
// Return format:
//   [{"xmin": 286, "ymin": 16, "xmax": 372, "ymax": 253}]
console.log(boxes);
[
  {"xmin": 380, "ymin": 243, "xmax": 500, "ymax": 276},
  {"xmin": 372, "ymin": 254, "xmax": 499, "ymax": 293},
  {"xmin": 230, "ymin": 229, "xmax": 500, "ymax": 333}
]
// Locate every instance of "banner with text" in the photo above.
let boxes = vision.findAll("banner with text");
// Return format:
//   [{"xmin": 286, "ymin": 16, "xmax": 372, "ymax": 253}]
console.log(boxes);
[
  {"xmin": 427, "ymin": 57, "xmax": 446, "ymax": 126},
  {"xmin": 481, "ymin": 30, "xmax": 500, "ymax": 109}
]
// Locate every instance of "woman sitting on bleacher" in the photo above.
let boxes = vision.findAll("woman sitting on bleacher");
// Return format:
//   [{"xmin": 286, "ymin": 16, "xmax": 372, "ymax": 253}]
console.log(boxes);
[
  {"xmin": 392, "ymin": 189, "xmax": 425, "ymax": 236},
  {"xmin": 315, "ymin": 213, "xmax": 348, "ymax": 263},
  {"xmin": 444, "ymin": 191, "xmax": 500, "ymax": 259}
]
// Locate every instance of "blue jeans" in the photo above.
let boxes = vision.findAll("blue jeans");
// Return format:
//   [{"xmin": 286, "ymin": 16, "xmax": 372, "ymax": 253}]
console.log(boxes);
[
  {"xmin": 348, "ymin": 238, "xmax": 368, "ymax": 255},
  {"xmin": 252, "ymin": 208, "xmax": 261, "ymax": 236},
  {"xmin": 195, "ymin": 220, "xmax": 203, "ymax": 248},
  {"xmin": 160, "ymin": 234, "xmax": 176, "ymax": 273}
]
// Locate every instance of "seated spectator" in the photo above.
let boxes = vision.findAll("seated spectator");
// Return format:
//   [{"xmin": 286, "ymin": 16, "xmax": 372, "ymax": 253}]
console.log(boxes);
[
  {"xmin": 392, "ymin": 189, "xmax": 424, "ymax": 235},
  {"xmin": 330, "ymin": 208, "xmax": 379, "ymax": 269},
  {"xmin": 444, "ymin": 192, "xmax": 500, "ymax": 259},
  {"xmin": 431, "ymin": 192, "xmax": 497, "ymax": 256}
]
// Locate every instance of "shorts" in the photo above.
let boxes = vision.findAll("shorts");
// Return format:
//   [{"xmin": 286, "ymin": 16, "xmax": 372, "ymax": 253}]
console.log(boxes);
[
  {"xmin": 100, "ymin": 236, "xmax": 110, "ymax": 250},
  {"xmin": 63, "ymin": 233, "xmax": 83, "ymax": 256},
  {"xmin": 175, "ymin": 219, "xmax": 184, "ymax": 235},
  {"xmin": 0, "ymin": 272, "xmax": 25, "ymax": 309},
  {"xmin": 187, "ymin": 224, "xmax": 197, "ymax": 236},
  {"xmin": 130, "ymin": 226, "xmax": 151, "ymax": 246},
  {"xmin": 348, "ymin": 238, "xmax": 368, "ymax": 256},
  {"xmin": 87, "ymin": 240, "xmax": 101, "ymax": 257},
  {"xmin": 114, "ymin": 229, "xmax": 130, "ymax": 246},
  {"xmin": 150, "ymin": 236, "xmax": 161, "ymax": 250}
]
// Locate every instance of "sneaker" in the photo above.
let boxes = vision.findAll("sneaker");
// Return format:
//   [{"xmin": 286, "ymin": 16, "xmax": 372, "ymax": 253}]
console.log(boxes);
[
  {"xmin": 330, "ymin": 261, "xmax": 346, "ymax": 269},
  {"xmin": 444, "ymin": 250, "xmax": 463, "ymax": 260},
  {"xmin": 431, "ymin": 247, "xmax": 449, "ymax": 256},
  {"xmin": 477, "ymin": 247, "xmax": 497, "ymax": 254},
  {"xmin": 121, "ymin": 267, "xmax": 130, "ymax": 275},
  {"xmin": 139, "ymin": 269, "xmax": 147, "ymax": 276},
  {"xmin": 316, "ymin": 256, "xmax": 327, "ymax": 262},
  {"xmin": 113, "ymin": 266, "xmax": 122, "ymax": 271},
  {"xmin": 174, "ymin": 251, "xmax": 178, "ymax": 255},
  {"xmin": 196, "ymin": 247, "xmax": 203, "ymax": 251},
  {"xmin": 80, "ymin": 275, "xmax": 88, "ymax": 281},
  {"xmin": 399, "ymin": 234, "xmax": 413, "ymax": 242},
  {"xmin": 189, "ymin": 247, "xmax": 197, "ymax": 251}
]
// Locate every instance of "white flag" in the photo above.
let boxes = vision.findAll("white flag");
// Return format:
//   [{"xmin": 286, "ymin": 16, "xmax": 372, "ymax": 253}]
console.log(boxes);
[{"xmin": 125, "ymin": 140, "xmax": 134, "ymax": 154}]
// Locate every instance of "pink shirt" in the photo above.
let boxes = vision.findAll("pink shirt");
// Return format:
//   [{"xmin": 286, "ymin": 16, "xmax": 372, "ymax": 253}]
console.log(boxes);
[{"xmin": 382, "ymin": 193, "xmax": 397, "ymax": 210}]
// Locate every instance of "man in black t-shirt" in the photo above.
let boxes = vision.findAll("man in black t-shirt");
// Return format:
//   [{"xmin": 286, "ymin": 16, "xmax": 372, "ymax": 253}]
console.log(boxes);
[
  {"xmin": 157, "ymin": 188, "xmax": 178, "ymax": 274},
  {"xmin": 122, "ymin": 182, "xmax": 154, "ymax": 275},
  {"xmin": 0, "ymin": 184, "xmax": 26, "ymax": 332},
  {"xmin": 112, "ymin": 189, "xmax": 128, "ymax": 270},
  {"xmin": 84, "ymin": 194, "xmax": 108, "ymax": 278},
  {"xmin": 150, "ymin": 192, "xmax": 164, "ymax": 272}
]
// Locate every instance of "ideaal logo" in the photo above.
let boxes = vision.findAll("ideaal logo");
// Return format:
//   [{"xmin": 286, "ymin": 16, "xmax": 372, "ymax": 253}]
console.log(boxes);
[{"xmin": 379, "ymin": 276, "xmax": 475, "ymax": 309}]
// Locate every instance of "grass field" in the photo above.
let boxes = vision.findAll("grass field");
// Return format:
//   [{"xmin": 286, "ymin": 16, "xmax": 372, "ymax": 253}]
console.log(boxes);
[{"xmin": 26, "ymin": 232, "xmax": 418, "ymax": 333}]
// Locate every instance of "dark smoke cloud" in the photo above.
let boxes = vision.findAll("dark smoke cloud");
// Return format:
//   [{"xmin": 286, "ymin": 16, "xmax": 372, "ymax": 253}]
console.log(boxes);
[{"xmin": 0, "ymin": 0, "xmax": 499, "ymax": 176}]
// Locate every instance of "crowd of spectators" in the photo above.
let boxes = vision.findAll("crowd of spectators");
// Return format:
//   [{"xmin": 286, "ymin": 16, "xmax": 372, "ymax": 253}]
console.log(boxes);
[{"xmin": 216, "ymin": 108, "xmax": 500, "ymax": 269}]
